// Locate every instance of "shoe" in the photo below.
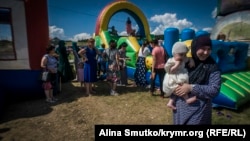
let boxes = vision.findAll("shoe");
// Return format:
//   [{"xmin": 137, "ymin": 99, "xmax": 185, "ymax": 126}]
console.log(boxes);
[
  {"xmin": 52, "ymin": 97, "xmax": 58, "ymax": 101},
  {"xmin": 46, "ymin": 99, "xmax": 55, "ymax": 103},
  {"xmin": 110, "ymin": 90, "xmax": 119, "ymax": 96}
]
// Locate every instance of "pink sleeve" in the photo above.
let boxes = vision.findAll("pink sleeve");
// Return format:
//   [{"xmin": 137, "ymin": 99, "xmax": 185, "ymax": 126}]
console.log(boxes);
[{"xmin": 152, "ymin": 48, "xmax": 156, "ymax": 56}]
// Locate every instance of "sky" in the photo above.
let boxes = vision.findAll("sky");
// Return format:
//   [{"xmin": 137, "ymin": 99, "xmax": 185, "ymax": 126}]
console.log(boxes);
[{"xmin": 47, "ymin": 0, "xmax": 218, "ymax": 41}]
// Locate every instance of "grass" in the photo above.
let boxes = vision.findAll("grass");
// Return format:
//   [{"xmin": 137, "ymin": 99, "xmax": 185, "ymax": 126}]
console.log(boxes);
[
  {"xmin": 72, "ymin": 79, "xmax": 250, "ymax": 125},
  {"xmin": 67, "ymin": 52, "xmax": 250, "ymax": 125},
  {"xmin": 76, "ymin": 55, "xmax": 250, "ymax": 125}
]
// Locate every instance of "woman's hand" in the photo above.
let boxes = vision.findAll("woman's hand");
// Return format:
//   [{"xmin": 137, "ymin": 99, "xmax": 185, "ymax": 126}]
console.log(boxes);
[
  {"xmin": 150, "ymin": 72, "xmax": 155, "ymax": 79},
  {"xmin": 174, "ymin": 83, "xmax": 192, "ymax": 97},
  {"xmin": 48, "ymin": 68, "xmax": 57, "ymax": 73},
  {"xmin": 78, "ymin": 49, "xmax": 86, "ymax": 55}
]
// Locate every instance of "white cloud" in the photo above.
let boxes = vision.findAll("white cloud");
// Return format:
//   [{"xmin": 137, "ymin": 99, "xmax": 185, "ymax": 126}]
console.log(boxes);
[
  {"xmin": 49, "ymin": 25, "xmax": 92, "ymax": 41},
  {"xmin": 119, "ymin": 31, "xmax": 127, "ymax": 36},
  {"xmin": 202, "ymin": 27, "xmax": 212, "ymax": 33},
  {"xmin": 69, "ymin": 33, "xmax": 92, "ymax": 41},
  {"xmin": 149, "ymin": 13, "xmax": 193, "ymax": 35},
  {"xmin": 49, "ymin": 25, "xmax": 65, "ymax": 39}
]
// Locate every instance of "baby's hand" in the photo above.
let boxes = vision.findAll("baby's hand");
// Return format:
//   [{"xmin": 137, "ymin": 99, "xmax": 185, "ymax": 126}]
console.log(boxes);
[{"xmin": 170, "ymin": 65, "xmax": 178, "ymax": 73}]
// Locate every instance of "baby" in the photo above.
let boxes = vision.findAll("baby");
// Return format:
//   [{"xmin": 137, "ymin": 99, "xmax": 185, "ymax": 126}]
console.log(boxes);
[{"xmin": 163, "ymin": 42, "xmax": 196, "ymax": 110}]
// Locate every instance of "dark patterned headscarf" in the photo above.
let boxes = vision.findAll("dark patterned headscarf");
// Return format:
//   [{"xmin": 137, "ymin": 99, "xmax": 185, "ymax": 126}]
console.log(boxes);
[
  {"xmin": 191, "ymin": 35, "xmax": 214, "ymax": 66},
  {"xmin": 188, "ymin": 35, "xmax": 219, "ymax": 84}
]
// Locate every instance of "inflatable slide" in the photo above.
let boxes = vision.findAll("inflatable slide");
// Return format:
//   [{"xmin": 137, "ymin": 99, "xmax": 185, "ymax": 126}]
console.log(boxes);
[{"xmin": 213, "ymin": 71, "xmax": 250, "ymax": 109}]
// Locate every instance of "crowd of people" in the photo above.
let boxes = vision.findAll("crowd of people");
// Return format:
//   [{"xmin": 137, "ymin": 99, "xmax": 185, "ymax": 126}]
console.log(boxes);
[{"xmin": 40, "ymin": 34, "xmax": 221, "ymax": 125}]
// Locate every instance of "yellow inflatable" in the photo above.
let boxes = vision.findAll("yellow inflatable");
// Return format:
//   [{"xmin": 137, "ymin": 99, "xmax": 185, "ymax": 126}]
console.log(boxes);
[{"xmin": 183, "ymin": 39, "xmax": 192, "ymax": 57}]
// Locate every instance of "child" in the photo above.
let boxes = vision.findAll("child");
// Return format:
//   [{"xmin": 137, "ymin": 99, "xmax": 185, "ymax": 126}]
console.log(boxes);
[
  {"xmin": 97, "ymin": 43, "xmax": 107, "ymax": 77},
  {"xmin": 77, "ymin": 62, "xmax": 84, "ymax": 87},
  {"xmin": 163, "ymin": 42, "xmax": 196, "ymax": 110},
  {"xmin": 77, "ymin": 49, "xmax": 88, "ymax": 87},
  {"xmin": 117, "ymin": 42, "xmax": 130, "ymax": 86}
]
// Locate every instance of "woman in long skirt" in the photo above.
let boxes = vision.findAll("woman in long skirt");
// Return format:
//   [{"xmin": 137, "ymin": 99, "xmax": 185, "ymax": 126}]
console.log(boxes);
[{"xmin": 134, "ymin": 40, "xmax": 151, "ymax": 87}]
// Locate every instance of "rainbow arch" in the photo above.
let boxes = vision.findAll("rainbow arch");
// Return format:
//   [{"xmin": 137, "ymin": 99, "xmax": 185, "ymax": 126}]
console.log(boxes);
[{"xmin": 95, "ymin": 0, "xmax": 151, "ymax": 41}]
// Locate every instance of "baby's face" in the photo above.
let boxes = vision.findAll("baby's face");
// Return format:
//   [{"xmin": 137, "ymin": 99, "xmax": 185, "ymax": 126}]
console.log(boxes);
[{"xmin": 174, "ymin": 53, "xmax": 186, "ymax": 61}]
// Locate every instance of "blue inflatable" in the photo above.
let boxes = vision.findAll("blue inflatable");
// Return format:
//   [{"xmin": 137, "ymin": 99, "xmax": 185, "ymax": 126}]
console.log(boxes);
[{"xmin": 127, "ymin": 27, "xmax": 249, "ymax": 110}]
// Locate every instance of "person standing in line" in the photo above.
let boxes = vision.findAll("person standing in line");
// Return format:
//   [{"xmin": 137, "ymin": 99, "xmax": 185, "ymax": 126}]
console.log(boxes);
[
  {"xmin": 103, "ymin": 39, "xmax": 120, "ymax": 95},
  {"xmin": 97, "ymin": 43, "xmax": 107, "ymax": 77},
  {"xmin": 134, "ymin": 40, "xmax": 151, "ymax": 88},
  {"xmin": 77, "ymin": 61, "xmax": 84, "ymax": 87},
  {"xmin": 77, "ymin": 53, "xmax": 88, "ymax": 87},
  {"xmin": 71, "ymin": 42, "xmax": 81, "ymax": 81},
  {"xmin": 117, "ymin": 42, "xmax": 130, "ymax": 86},
  {"xmin": 78, "ymin": 38, "xmax": 99, "ymax": 96},
  {"xmin": 172, "ymin": 35, "xmax": 221, "ymax": 125},
  {"xmin": 40, "ymin": 45, "xmax": 59, "ymax": 103},
  {"xmin": 56, "ymin": 40, "xmax": 74, "ymax": 83},
  {"xmin": 149, "ymin": 39, "xmax": 166, "ymax": 97}
]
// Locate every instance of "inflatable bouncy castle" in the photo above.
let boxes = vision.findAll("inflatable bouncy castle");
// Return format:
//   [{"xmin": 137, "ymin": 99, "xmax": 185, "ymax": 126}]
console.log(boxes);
[
  {"xmin": 93, "ymin": 0, "xmax": 250, "ymax": 110},
  {"xmin": 162, "ymin": 27, "xmax": 250, "ymax": 110},
  {"xmin": 93, "ymin": 0, "xmax": 152, "ymax": 79},
  {"xmin": 1, "ymin": 0, "xmax": 248, "ymax": 116},
  {"xmin": 209, "ymin": 40, "xmax": 249, "ymax": 110}
]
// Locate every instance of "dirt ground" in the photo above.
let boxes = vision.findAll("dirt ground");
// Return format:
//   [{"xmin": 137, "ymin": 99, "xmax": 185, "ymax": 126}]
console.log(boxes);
[{"xmin": 0, "ymin": 80, "xmax": 171, "ymax": 141}]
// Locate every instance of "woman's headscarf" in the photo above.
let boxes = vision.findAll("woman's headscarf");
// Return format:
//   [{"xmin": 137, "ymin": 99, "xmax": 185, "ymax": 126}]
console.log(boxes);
[
  {"xmin": 191, "ymin": 35, "xmax": 215, "ymax": 66},
  {"xmin": 188, "ymin": 35, "xmax": 219, "ymax": 84}
]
